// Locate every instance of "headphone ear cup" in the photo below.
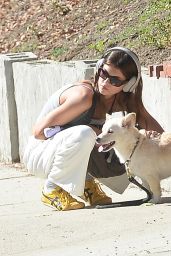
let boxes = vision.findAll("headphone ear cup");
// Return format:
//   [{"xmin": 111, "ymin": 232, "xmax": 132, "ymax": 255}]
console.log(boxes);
[{"xmin": 122, "ymin": 77, "xmax": 137, "ymax": 92}]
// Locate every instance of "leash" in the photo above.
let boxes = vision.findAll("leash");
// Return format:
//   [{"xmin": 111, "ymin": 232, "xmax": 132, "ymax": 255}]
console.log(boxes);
[{"xmin": 96, "ymin": 137, "xmax": 152, "ymax": 209}]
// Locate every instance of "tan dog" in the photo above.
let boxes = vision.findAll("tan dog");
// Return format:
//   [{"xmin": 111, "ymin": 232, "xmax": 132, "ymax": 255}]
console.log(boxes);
[{"xmin": 97, "ymin": 112, "xmax": 171, "ymax": 203}]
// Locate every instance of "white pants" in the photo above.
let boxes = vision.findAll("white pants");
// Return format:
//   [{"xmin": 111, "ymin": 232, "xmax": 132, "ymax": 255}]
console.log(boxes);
[{"xmin": 23, "ymin": 125, "xmax": 97, "ymax": 196}]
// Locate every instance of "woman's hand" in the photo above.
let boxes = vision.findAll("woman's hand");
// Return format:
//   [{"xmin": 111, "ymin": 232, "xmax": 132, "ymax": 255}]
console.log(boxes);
[{"xmin": 139, "ymin": 129, "xmax": 161, "ymax": 139}]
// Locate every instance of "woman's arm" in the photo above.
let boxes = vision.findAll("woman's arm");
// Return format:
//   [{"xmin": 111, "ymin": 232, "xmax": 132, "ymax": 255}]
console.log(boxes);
[{"xmin": 33, "ymin": 86, "xmax": 94, "ymax": 140}]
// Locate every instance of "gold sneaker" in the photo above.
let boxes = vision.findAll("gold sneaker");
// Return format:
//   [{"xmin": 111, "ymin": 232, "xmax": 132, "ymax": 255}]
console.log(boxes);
[
  {"xmin": 42, "ymin": 186, "xmax": 85, "ymax": 211},
  {"xmin": 84, "ymin": 179, "xmax": 112, "ymax": 206}
]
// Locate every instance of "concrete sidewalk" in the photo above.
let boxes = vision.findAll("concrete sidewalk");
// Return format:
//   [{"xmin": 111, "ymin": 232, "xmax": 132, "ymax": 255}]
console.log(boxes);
[{"xmin": 0, "ymin": 163, "xmax": 171, "ymax": 256}]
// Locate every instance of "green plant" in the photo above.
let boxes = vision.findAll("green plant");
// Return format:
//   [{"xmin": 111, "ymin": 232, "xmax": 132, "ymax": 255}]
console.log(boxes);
[
  {"xmin": 107, "ymin": 0, "xmax": 171, "ymax": 49},
  {"xmin": 51, "ymin": 47, "xmax": 67, "ymax": 57},
  {"xmin": 96, "ymin": 21, "xmax": 109, "ymax": 31},
  {"xmin": 138, "ymin": 0, "xmax": 171, "ymax": 48},
  {"xmin": 88, "ymin": 40, "xmax": 106, "ymax": 53},
  {"xmin": 122, "ymin": 0, "xmax": 133, "ymax": 3}
]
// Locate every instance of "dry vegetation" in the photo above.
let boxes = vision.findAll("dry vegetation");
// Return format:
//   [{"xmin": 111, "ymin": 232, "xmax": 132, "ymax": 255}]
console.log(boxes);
[{"xmin": 0, "ymin": 0, "xmax": 171, "ymax": 67}]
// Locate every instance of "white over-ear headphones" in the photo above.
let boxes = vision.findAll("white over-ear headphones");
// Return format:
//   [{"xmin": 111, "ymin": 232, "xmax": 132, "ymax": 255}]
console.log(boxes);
[{"xmin": 96, "ymin": 47, "xmax": 141, "ymax": 92}]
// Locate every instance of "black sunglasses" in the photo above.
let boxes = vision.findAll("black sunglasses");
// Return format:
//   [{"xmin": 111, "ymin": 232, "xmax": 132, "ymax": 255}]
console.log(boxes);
[{"xmin": 98, "ymin": 67, "xmax": 126, "ymax": 87}]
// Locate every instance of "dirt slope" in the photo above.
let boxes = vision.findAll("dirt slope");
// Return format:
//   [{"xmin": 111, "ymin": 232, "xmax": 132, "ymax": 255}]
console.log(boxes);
[{"xmin": 0, "ymin": 0, "xmax": 170, "ymax": 67}]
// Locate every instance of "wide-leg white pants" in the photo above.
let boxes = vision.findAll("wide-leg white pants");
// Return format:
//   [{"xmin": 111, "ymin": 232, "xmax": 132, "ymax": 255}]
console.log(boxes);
[{"xmin": 23, "ymin": 125, "xmax": 97, "ymax": 196}]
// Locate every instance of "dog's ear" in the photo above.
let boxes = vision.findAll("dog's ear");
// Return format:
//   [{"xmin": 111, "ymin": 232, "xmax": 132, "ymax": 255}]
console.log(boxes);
[
  {"xmin": 106, "ymin": 113, "xmax": 112, "ymax": 120},
  {"xmin": 122, "ymin": 113, "xmax": 136, "ymax": 128}
]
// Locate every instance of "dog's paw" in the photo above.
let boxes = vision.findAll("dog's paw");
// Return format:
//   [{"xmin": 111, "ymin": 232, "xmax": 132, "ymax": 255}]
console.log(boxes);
[{"xmin": 149, "ymin": 195, "xmax": 161, "ymax": 204}]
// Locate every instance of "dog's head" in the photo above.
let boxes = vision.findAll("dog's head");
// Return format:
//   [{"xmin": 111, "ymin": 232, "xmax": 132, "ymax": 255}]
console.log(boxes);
[{"xmin": 97, "ymin": 112, "xmax": 136, "ymax": 152}]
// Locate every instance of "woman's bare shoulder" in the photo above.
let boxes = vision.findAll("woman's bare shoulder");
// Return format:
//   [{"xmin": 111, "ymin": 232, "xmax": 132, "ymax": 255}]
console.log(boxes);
[{"xmin": 62, "ymin": 83, "xmax": 94, "ymax": 99}]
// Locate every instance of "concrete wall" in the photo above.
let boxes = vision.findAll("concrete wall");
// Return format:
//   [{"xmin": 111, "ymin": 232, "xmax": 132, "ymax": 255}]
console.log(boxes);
[
  {"xmin": 142, "ymin": 74, "xmax": 171, "ymax": 131},
  {"xmin": 0, "ymin": 52, "xmax": 37, "ymax": 163},
  {"xmin": 0, "ymin": 53, "xmax": 171, "ymax": 163}
]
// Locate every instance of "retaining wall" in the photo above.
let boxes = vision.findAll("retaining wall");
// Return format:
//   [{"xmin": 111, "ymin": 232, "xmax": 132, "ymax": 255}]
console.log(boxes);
[
  {"xmin": 142, "ymin": 74, "xmax": 171, "ymax": 131},
  {"xmin": 0, "ymin": 52, "xmax": 37, "ymax": 162}
]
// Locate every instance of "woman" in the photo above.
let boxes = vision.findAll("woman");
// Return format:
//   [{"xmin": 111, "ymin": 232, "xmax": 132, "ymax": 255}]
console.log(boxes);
[{"xmin": 23, "ymin": 47, "xmax": 163, "ymax": 211}]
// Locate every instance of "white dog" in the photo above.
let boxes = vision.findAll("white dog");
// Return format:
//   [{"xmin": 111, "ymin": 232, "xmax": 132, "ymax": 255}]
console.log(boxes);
[{"xmin": 97, "ymin": 112, "xmax": 171, "ymax": 203}]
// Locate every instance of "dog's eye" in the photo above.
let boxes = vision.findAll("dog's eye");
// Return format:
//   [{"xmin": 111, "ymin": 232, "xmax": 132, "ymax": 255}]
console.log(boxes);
[{"xmin": 108, "ymin": 129, "xmax": 113, "ymax": 134}]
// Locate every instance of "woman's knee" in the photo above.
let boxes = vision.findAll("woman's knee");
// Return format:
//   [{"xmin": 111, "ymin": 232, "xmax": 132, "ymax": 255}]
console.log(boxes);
[{"xmin": 67, "ymin": 125, "xmax": 96, "ymax": 146}]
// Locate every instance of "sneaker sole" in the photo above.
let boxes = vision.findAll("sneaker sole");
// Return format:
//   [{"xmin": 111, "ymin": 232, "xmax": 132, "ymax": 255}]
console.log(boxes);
[
  {"xmin": 42, "ymin": 200, "xmax": 85, "ymax": 211},
  {"xmin": 42, "ymin": 200, "xmax": 63, "ymax": 211}
]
